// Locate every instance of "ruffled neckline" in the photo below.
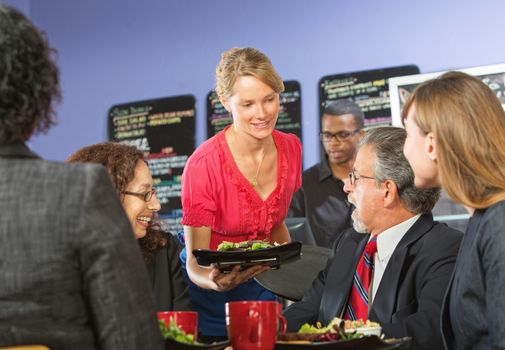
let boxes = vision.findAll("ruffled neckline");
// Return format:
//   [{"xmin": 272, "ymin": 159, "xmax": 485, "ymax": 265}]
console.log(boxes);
[{"xmin": 215, "ymin": 126, "xmax": 289, "ymax": 239}]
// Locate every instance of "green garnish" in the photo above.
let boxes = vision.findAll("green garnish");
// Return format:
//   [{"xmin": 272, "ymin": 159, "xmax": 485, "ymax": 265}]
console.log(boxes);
[
  {"xmin": 217, "ymin": 241, "xmax": 236, "ymax": 251},
  {"xmin": 159, "ymin": 319, "xmax": 196, "ymax": 344},
  {"xmin": 217, "ymin": 240, "xmax": 275, "ymax": 251},
  {"xmin": 298, "ymin": 320, "xmax": 333, "ymax": 334},
  {"xmin": 297, "ymin": 318, "xmax": 376, "ymax": 341},
  {"xmin": 251, "ymin": 242, "xmax": 271, "ymax": 250}
]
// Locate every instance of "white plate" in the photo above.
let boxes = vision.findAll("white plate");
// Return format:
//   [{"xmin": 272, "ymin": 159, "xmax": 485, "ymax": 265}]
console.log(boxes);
[{"xmin": 345, "ymin": 326, "xmax": 382, "ymax": 336}]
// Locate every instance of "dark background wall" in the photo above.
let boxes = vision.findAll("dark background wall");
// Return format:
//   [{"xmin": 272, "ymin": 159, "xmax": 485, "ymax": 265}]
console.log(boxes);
[{"xmin": 3, "ymin": 0, "xmax": 505, "ymax": 170}]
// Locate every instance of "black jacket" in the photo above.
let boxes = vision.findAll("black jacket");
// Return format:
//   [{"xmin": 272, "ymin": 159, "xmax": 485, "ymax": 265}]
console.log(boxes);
[
  {"xmin": 147, "ymin": 232, "xmax": 192, "ymax": 312},
  {"xmin": 284, "ymin": 214, "xmax": 462, "ymax": 350}
]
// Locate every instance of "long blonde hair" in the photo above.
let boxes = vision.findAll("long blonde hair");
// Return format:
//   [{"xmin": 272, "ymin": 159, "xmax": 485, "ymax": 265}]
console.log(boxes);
[
  {"xmin": 401, "ymin": 71, "xmax": 505, "ymax": 208},
  {"xmin": 215, "ymin": 47, "xmax": 284, "ymax": 99}
]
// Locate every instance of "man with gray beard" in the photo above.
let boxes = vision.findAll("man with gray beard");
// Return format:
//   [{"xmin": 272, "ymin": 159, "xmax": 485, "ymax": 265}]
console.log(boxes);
[{"xmin": 284, "ymin": 127, "xmax": 462, "ymax": 350}]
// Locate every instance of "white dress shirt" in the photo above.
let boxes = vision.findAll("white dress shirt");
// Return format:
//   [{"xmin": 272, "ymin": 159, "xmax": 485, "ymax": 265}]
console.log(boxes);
[{"xmin": 370, "ymin": 214, "xmax": 421, "ymax": 305}]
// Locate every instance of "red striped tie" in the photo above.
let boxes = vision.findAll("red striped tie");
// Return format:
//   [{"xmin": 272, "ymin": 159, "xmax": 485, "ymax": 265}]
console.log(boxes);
[{"xmin": 344, "ymin": 236, "xmax": 378, "ymax": 321}]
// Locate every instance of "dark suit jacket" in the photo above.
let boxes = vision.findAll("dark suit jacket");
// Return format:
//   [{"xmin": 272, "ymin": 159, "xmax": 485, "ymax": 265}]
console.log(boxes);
[
  {"xmin": 441, "ymin": 201, "xmax": 505, "ymax": 349},
  {"xmin": 148, "ymin": 232, "xmax": 192, "ymax": 311},
  {"xmin": 284, "ymin": 214, "xmax": 462, "ymax": 350},
  {"xmin": 0, "ymin": 142, "xmax": 164, "ymax": 350}
]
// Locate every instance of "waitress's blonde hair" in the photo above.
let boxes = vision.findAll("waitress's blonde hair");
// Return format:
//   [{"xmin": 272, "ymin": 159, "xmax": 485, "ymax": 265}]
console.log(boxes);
[
  {"xmin": 215, "ymin": 47, "xmax": 284, "ymax": 99},
  {"xmin": 401, "ymin": 71, "xmax": 505, "ymax": 208}
]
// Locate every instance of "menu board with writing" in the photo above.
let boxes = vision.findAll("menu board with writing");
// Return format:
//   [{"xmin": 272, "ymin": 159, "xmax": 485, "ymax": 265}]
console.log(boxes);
[
  {"xmin": 206, "ymin": 80, "xmax": 302, "ymax": 140},
  {"xmin": 206, "ymin": 90, "xmax": 230, "ymax": 137},
  {"xmin": 319, "ymin": 65, "xmax": 419, "ymax": 128},
  {"xmin": 108, "ymin": 95, "xmax": 196, "ymax": 233}
]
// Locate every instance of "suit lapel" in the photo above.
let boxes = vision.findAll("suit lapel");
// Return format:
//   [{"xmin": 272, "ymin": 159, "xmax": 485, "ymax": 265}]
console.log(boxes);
[
  {"xmin": 321, "ymin": 231, "xmax": 368, "ymax": 325},
  {"xmin": 369, "ymin": 245, "xmax": 407, "ymax": 322},
  {"xmin": 369, "ymin": 214, "xmax": 433, "ymax": 322},
  {"xmin": 0, "ymin": 141, "xmax": 39, "ymax": 159}
]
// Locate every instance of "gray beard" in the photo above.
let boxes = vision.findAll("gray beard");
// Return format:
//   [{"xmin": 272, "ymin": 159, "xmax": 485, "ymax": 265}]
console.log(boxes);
[{"xmin": 351, "ymin": 209, "xmax": 369, "ymax": 234}]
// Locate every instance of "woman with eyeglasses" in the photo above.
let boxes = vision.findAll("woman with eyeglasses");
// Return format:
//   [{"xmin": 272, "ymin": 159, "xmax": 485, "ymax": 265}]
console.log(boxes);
[
  {"xmin": 67, "ymin": 142, "xmax": 192, "ymax": 312},
  {"xmin": 402, "ymin": 71, "xmax": 505, "ymax": 349}
]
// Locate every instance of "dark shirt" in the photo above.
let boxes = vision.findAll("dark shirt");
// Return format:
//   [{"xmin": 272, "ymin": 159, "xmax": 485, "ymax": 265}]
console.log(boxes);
[
  {"xmin": 147, "ymin": 233, "xmax": 192, "ymax": 312},
  {"xmin": 288, "ymin": 156, "xmax": 353, "ymax": 249}
]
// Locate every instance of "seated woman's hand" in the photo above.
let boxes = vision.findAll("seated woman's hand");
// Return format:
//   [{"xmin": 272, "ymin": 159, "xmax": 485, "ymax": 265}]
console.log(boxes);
[{"xmin": 208, "ymin": 264, "xmax": 270, "ymax": 292}]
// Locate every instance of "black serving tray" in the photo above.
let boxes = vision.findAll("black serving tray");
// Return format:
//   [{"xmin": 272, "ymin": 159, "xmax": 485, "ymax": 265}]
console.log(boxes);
[
  {"xmin": 275, "ymin": 335, "xmax": 411, "ymax": 350},
  {"xmin": 193, "ymin": 241, "xmax": 302, "ymax": 272},
  {"xmin": 255, "ymin": 245, "xmax": 331, "ymax": 301},
  {"xmin": 165, "ymin": 338, "xmax": 229, "ymax": 350}
]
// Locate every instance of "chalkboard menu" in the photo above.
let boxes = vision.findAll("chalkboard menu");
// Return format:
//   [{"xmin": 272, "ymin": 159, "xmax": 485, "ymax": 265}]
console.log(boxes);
[
  {"xmin": 206, "ymin": 90, "xmax": 230, "ymax": 137},
  {"xmin": 206, "ymin": 80, "xmax": 302, "ymax": 140},
  {"xmin": 108, "ymin": 95, "xmax": 196, "ymax": 233},
  {"xmin": 319, "ymin": 65, "xmax": 419, "ymax": 128}
]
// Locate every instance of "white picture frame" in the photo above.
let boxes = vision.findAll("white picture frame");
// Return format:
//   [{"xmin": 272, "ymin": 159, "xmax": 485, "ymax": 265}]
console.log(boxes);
[{"xmin": 390, "ymin": 63, "xmax": 505, "ymax": 126}]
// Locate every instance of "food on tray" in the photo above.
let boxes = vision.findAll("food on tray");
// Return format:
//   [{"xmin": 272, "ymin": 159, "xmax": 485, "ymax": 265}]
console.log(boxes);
[
  {"xmin": 194, "ymin": 240, "xmax": 301, "ymax": 273},
  {"xmin": 343, "ymin": 319, "xmax": 380, "ymax": 330},
  {"xmin": 277, "ymin": 332, "xmax": 332, "ymax": 342},
  {"xmin": 298, "ymin": 318, "xmax": 342, "ymax": 334},
  {"xmin": 159, "ymin": 319, "xmax": 196, "ymax": 344},
  {"xmin": 278, "ymin": 318, "xmax": 381, "ymax": 343},
  {"xmin": 217, "ymin": 240, "xmax": 280, "ymax": 251}
]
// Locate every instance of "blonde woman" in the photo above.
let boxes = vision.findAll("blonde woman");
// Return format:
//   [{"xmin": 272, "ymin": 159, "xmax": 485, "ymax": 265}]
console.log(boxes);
[
  {"xmin": 402, "ymin": 71, "xmax": 505, "ymax": 349},
  {"xmin": 181, "ymin": 47, "xmax": 302, "ymax": 340}
]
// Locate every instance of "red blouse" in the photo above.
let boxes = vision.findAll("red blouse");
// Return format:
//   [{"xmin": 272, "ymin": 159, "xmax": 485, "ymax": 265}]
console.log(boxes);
[{"xmin": 181, "ymin": 127, "xmax": 302, "ymax": 250}]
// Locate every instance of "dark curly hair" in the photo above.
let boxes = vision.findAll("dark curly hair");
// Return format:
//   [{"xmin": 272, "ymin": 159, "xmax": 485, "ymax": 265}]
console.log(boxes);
[
  {"xmin": 0, "ymin": 5, "xmax": 61, "ymax": 142},
  {"xmin": 67, "ymin": 142, "xmax": 167, "ymax": 263}
]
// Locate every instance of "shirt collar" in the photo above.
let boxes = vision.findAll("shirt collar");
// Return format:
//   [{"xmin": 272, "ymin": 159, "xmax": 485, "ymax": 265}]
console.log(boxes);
[
  {"xmin": 317, "ymin": 155, "xmax": 332, "ymax": 181},
  {"xmin": 318, "ymin": 155, "xmax": 342, "ymax": 183},
  {"xmin": 374, "ymin": 214, "xmax": 421, "ymax": 263},
  {"xmin": 0, "ymin": 141, "xmax": 39, "ymax": 159}
]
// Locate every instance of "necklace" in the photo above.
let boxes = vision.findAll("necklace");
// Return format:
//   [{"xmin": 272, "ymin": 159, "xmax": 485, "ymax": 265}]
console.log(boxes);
[{"xmin": 250, "ymin": 150, "xmax": 266, "ymax": 188}]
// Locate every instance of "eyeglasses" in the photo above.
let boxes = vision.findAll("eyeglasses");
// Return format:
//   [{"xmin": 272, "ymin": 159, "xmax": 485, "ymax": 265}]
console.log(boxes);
[
  {"xmin": 348, "ymin": 169, "xmax": 375, "ymax": 185},
  {"xmin": 320, "ymin": 129, "xmax": 361, "ymax": 143},
  {"xmin": 122, "ymin": 188, "xmax": 156, "ymax": 202}
]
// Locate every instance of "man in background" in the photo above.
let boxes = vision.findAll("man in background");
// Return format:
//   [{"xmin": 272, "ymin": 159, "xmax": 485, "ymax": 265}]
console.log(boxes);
[
  {"xmin": 284, "ymin": 127, "xmax": 462, "ymax": 350},
  {"xmin": 289, "ymin": 99, "xmax": 364, "ymax": 248},
  {"xmin": 0, "ymin": 5, "xmax": 164, "ymax": 349}
]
